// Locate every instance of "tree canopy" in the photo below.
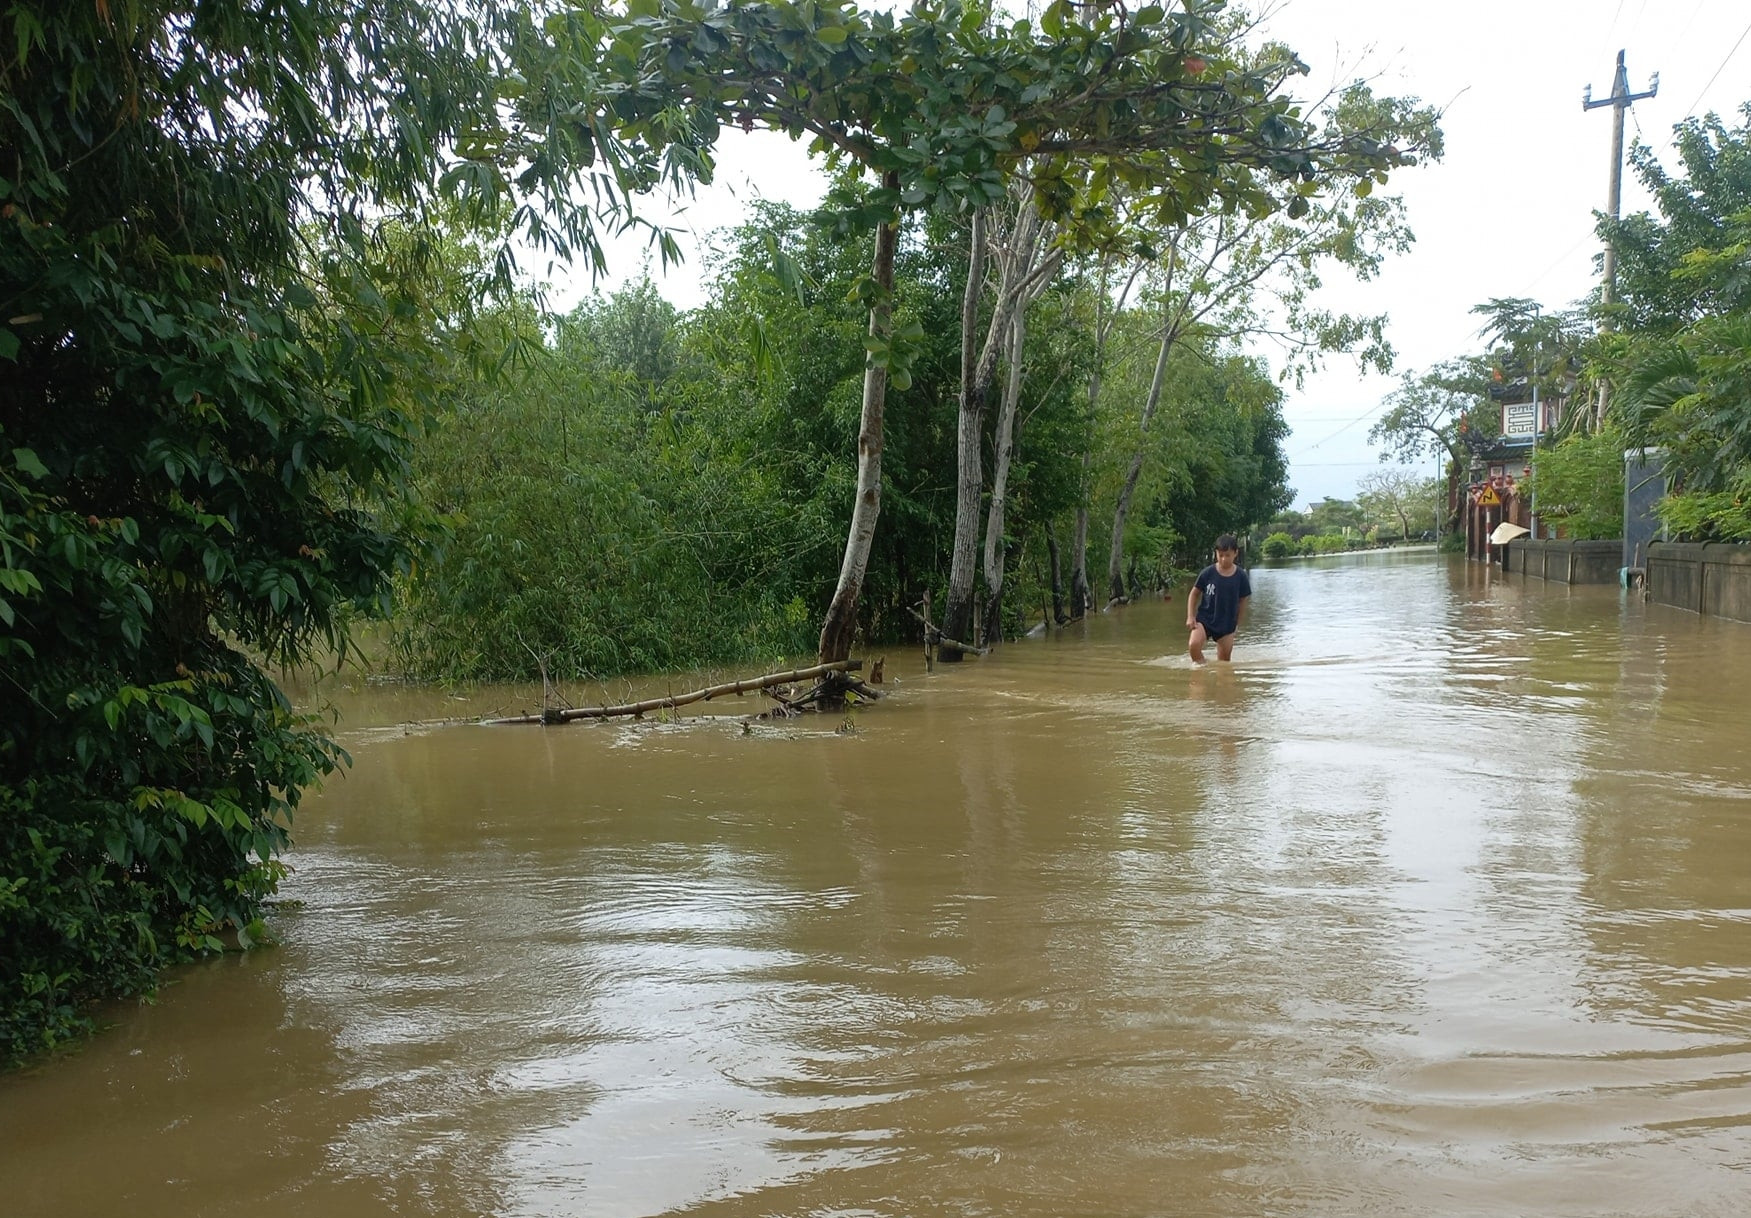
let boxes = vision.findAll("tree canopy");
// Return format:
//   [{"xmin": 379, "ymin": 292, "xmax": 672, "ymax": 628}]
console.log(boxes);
[
  {"xmin": 1605, "ymin": 107, "xmax": 1751, "ymax": 540},
  {"xmin": 0, "ymin": 0, "xmax": 730, "ymax": 1063}
]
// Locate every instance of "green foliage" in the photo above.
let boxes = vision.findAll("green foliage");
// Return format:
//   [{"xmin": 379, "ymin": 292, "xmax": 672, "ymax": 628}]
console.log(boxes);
[
  {"xmin": 610, "ymin": 0, "xmax": 1431, "ymax": 232},
  {"xmin": 0, "ymin": 0, "xmax": 714, "ymax": 1063},
  {"xmin": 1092, "ymin": 320, "xmax": 1290, "ymax": 578},
  {"xmin": 394, "ymin": 290, "xmax": 829, "ymax": 677},
  {"xmin": 1370, "ymin": 358, "xmax": 1500, "ymax": 466},
  {"xmin": 1605, "ymin": 109, "xmax": 1751, "ymax": 541},
  {"xmin": 1525, "ymin": 429, "xmax": 1625, "ymax": 541},
  {"xmin": 1260, "ymin": 531, "xmax": 1296, "ymax": 558},
  {"xmin": 1600, "ymin": 105, "xmax": 1751, "ymax": 338},
  {"xmin": 1654, "ymin": 476, "xmax": 1751, "ymax": 542},
  {"xmin": 1471, "ymin": 297, "xmax": 1591, "ymax": 413},
  {"xmin": 393, "ymin": 191, "xmax": 974, "ymax": 673}
]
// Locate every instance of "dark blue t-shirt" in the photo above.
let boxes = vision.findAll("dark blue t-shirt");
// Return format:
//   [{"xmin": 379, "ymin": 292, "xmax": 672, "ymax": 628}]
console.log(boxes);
[{"xmin": 1194, "ymin": 564, "xmax": 1251, "ymax": 637}]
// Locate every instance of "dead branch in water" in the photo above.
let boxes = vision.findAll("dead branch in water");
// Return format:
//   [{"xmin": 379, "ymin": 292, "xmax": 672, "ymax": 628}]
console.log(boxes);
[
  {"xmin": 905, "ymin": 600, "xmax": 985, "ymax": 659},
  {"xmin": 482, "ymin": 660, "xmax": 867, "ymax": 725},
  {"xmin": 745, "ymin": 671, "xmax": 882, "ymax": 721}
]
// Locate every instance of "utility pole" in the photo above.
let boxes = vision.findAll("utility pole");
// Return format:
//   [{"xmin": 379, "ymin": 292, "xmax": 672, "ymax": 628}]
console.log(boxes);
[
  {"xmin": 1584, "ymin": 50, "xmax": 1658, "ymax": 425},
  {"xmin": 1528, "ymin": 320, "xmax": 1540, "ymax": 539},
  {"xmin": 1584, "ymin": 51, "xmax": 1659, "ymax": 307}
]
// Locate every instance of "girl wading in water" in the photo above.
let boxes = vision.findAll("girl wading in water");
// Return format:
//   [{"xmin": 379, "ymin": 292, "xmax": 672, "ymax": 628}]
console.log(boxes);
[{"xmin": 1185, "ymin": 534, "xmax": 1250, "ymax": 663}]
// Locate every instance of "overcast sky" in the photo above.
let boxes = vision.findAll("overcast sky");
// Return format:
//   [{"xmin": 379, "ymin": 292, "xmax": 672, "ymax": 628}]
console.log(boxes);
[{"xmin": 549, "ymin": 1, "xmax": 1751, "ymax": 510}]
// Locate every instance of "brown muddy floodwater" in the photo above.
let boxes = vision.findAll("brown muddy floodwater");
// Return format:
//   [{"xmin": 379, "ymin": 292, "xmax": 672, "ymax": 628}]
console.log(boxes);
[{"xmin": 5, "ymin": 550, "xmax": 1751, "ymax": 1217}]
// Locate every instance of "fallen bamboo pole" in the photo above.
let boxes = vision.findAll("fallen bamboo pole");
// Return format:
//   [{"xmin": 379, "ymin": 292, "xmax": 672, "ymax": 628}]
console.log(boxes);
[
  {"xmin": 481, "ymin": 660, "xmax": 863, "ymax": 725},
  {"xmin": 905, "ymin": 602, "xmax": 985, "ymax": 657}
]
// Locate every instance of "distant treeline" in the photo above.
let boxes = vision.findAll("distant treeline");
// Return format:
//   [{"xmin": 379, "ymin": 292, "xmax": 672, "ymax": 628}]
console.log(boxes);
[{"xmin": 393, "ymin": 190, "xmax": 1295, "ymax": 681}]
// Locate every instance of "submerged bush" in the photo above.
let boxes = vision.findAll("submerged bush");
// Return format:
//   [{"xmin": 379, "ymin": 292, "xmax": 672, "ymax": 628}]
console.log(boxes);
[{"xmin": 1260, "ymin": 531, "xmax": 1297, "ymax": 558}]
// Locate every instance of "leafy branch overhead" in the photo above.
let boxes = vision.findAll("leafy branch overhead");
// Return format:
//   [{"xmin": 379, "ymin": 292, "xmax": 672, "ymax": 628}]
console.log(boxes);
[{"xmin": 595, "ymin": 0, "xmax": 1437, "ymax": 228}]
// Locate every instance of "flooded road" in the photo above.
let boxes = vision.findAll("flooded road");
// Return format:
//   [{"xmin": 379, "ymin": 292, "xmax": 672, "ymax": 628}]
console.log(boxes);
[{"xmin": 5, "ymin": 550, "xmax": 1751, "ymax": 1217}]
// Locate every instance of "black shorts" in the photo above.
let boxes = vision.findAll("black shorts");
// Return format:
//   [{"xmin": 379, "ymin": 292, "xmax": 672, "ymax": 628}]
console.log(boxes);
[{"xmin": 1193, "ymin": 622, "xmax": 1233, "ymax": 644}]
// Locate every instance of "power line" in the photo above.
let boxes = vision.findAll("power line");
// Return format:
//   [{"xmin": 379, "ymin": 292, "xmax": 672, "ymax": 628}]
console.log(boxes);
[
  {"xmin": 1674, "ymin": 0, "xmax": 1709, "ymax": 47},
  {"xmin": 1596, "ymin": 0, "xmax": 1627, "ymax": 74},
  {"xmin": 1518, "ymin": 232, "xmax": 1594, "ymax": 297},
  {"xmin": 1284, "ymin": 412, "xmax": 1398, "ymax": 421},
  {"xmin": 1684, "ymin": 15, "xmax": 1751, "ymax": 121},
  {"xmin": 1287, "ymin": 405, "xmax": 1388, "ymax": 456}
]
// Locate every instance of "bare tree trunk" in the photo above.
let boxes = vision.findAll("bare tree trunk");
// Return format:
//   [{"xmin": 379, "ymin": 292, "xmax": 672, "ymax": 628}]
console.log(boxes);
[
  {"xmin": 1107, "ymin": 304, "xmax": 1175, "ymax": 605},
  {"xmin": 1070, "ymin": 469, "xmax": 1092, "ymax": 619},
  {"xmin": 941, "ymin": 209, "xmax": 991, "ymax": 662},
  {"xmin": 981, "ymin": 306, "xmax": 1027, "ymax": 647},
  {"xmin": 943, "ymin": 190, "xmax": 1056, "ymax": 658},
  {"xmin": 1047, "ymin": 526, "xmax": 1065, "ymax": 624},
  {"xmin": 1072, "ymin": 251, "xmax": 1138, "ymax": 621},
  {"xmin": 818, "ymin": 194, "xmax": 900, "ymax": 665}
]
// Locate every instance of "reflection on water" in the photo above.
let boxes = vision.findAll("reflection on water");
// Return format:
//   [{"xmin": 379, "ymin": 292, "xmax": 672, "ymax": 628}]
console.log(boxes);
[{"xmin": 6, "ymin": 551, "xmax": 1751, "ymax": 1217}]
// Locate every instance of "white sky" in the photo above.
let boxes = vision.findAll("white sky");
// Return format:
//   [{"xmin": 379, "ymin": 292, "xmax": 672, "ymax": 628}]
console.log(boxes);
[{"xmin": 548, "ymin": 1, "xmax": 1751, "ymax": 510}]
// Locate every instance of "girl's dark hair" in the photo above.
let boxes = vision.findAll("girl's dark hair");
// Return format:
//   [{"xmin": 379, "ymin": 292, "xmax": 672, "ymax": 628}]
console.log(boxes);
[{"xmin": 1214, "ymin": 534, "xmax": 1240, "ymax": 552}]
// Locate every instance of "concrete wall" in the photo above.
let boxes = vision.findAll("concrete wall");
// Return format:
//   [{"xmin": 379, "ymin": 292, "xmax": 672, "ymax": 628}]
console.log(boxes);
[
  {"xmin": 1509, "ymin": 538, "xmax": 1623, "ymax": 584},
  {"xmin": 1648, "ymin": 542, "xmax": 1751, "ymax": 623}
]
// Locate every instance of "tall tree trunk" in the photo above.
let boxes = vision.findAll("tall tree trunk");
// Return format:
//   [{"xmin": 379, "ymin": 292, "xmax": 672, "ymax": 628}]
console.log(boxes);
[
  {"xmin": 1107, "ymin": 307, "xmax": 1174, "ymax": 605},
  {"xmin": 943, "ymin": 191, "xmax": 1056, "ymax": 658},
  {"xmin": 981, "ymin": 306, "xmax": 1027, "ymax": 647},
  {"xmin": 941, "ymin": 208, "xmax": 991, "ymax": 662},
  {"xmin": 818, "ymin": 194, "xmax": 900, "ymax": 665},
  {"xmin": 1070, "ymin": 468, "xmax": 1092, "ymax": 619},
  {"xmin": 1047, "ymin": 526, "xmax": 1065, "ymax": 624},
  {"xmin": 1071, "ymin": 251, "xmax": 1134, "ymax": 622}
]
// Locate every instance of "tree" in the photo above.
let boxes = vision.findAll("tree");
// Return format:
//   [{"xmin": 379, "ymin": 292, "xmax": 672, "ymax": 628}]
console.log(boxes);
[
  {"xmin": 1356, "ymin": 467, "xmax": 1423, "ymax": 538},
  {"xmin": 979, "ymin": 195, "xmax": 1061, "ymax": 647},
  {"xmin": 1601, "ymin": 107, "xmax": 1751, "ymax": 540},
  {"xmin": 0, "ymin": 0, "xmax": 719, "ymax": 1061},
  {"xmin": 1099, "ymin": 79, "xmax": 1441, "ymax": 602},
  {"xmin": 1470, "ymin": 296, "xmax": 1592, "ymax": 429},
  {"xmin": 1369, "ymin": 358, "xmax": 1499, "ymax": 467},
  {"xmin": 1062, "ymin": 250, "xmax": 1150, "ymax": 620},
  {"xmin": 942, "ymin": 186, "xmax": 1060, "ymax": 656},
  {"xmin": 563, "ymin": 274, "xmax": 685, "ymax": 411},
  {"xmin": 617, "ymin": 0, "xmax": 1430, "ymax": 659},
  {"xmin": 1150, "ymin": 353, "xmax": 1291, "ymax": 564},
  {"xmin": 1523, "ymin": 428, "xmax": 1626, "ymax": 542},
  {"xmin": 1088, "ymin": 325, "xmax": 1288, "ymax": 586},
  {"xmin": 1598, "ymin": 105, "xmax": 1751, "ymax": 338}
]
